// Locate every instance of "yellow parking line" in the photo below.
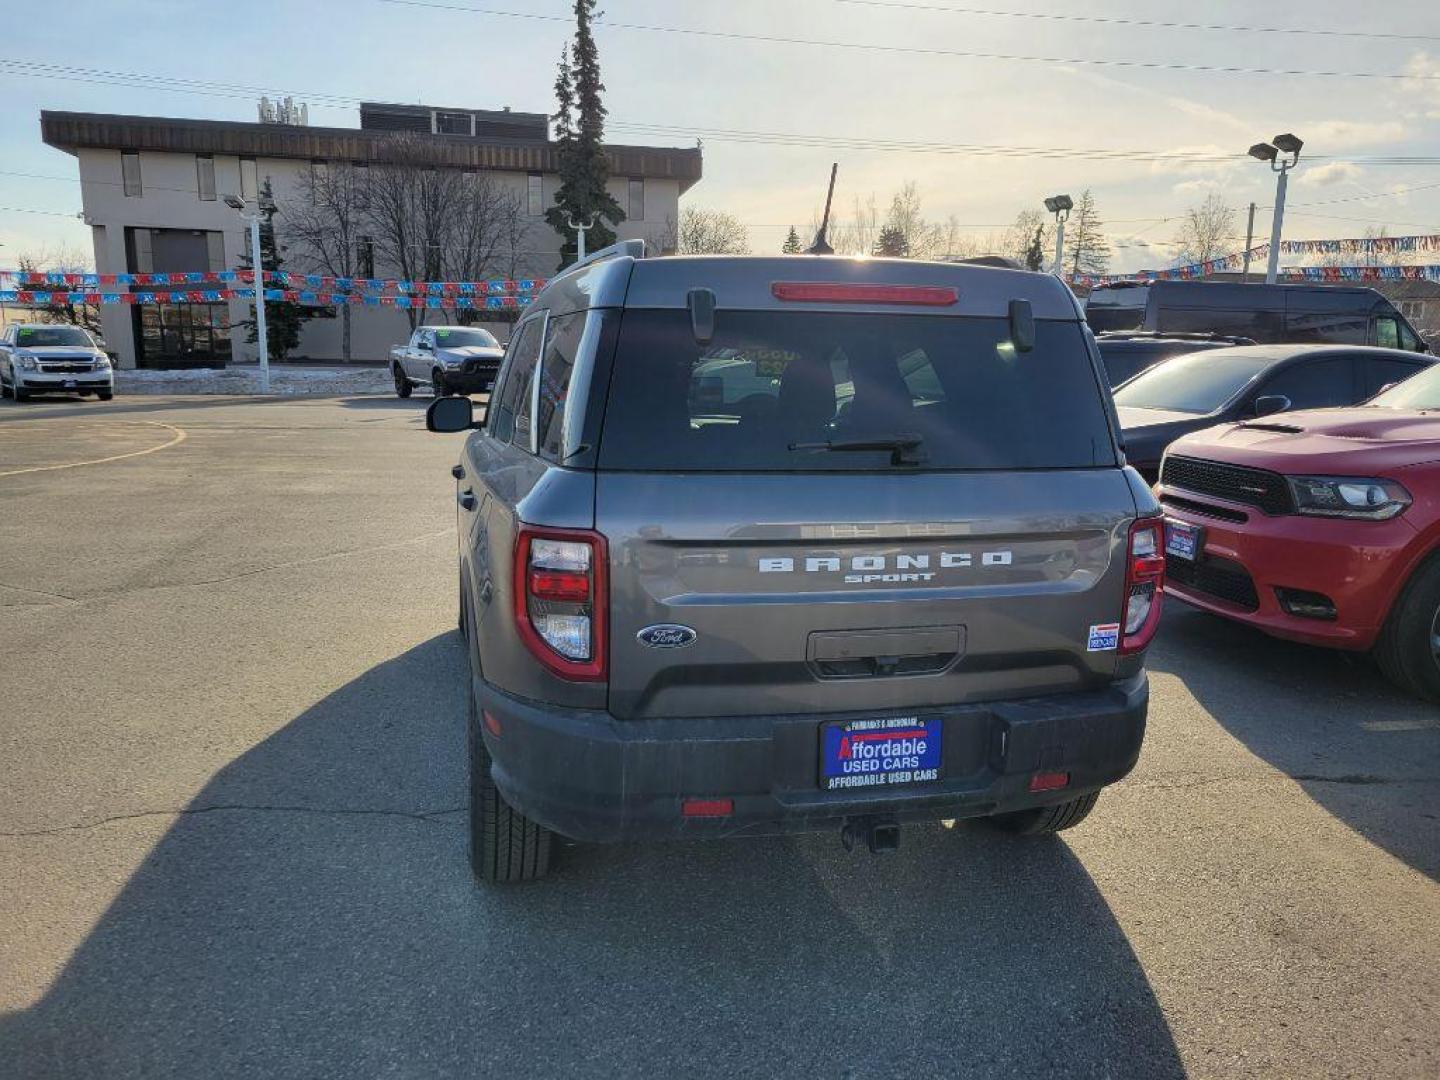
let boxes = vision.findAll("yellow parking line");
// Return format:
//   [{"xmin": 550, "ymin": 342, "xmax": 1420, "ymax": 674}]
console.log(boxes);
[{"xmin": 0, "ymin": 421, "xmax": 187, "ymax": 478}]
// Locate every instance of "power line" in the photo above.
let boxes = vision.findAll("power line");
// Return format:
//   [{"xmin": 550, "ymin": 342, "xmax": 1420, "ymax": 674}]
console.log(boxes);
[
  {"xmin": 377, "ymin": 0, "xmax": 1440, "ymax": 83},
  {"xmin": 830, "ymin": 1, "xmax": 1434, "ymax": 43}
]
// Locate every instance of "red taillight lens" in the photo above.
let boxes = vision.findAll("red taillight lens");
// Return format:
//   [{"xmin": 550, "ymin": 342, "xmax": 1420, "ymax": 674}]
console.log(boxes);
[
  {"xmin": 513, "ymin": 526, "xmax": 608, "ymax": 681},
  {"xmin": 1119, "ymin": 518, "xmax": 1165, "ymax": 655},
  {"xmin": 682, "ymin": 798, "xmax": 733, "ymax": 818},
  {"xmin": 770, "ymin": 282, "xmax": 958, "ymax": 306},
  {"xmin": 528, "ymin": 569, "xmax": 590, "ymax": 603},
  {"xmin": 1028, "ymin": 771, "xmax": 1070, "ymax": 793}
]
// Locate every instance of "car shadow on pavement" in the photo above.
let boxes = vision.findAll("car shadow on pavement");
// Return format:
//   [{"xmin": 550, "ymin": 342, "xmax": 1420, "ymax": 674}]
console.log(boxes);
[
  {"xmin": 1, "ymin": 635, "xmax": 1184, "ymax": 1079},
  {"xmin": 1149, "ymin": 606, "xmax": 1440, "ymax": 881}
]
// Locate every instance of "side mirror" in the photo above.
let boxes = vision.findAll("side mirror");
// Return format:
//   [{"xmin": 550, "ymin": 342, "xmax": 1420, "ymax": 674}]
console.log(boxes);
[
  {"xmin": 426, "ymin": 396, "xmax": 478, "ymax": 432},
  {"xmin": 687, "ymin": 288, "xmax": 716, "ymax": 345},
  {"xmin": 1008, "ymin": 299, "xmax": 1035, "ymax": 353},
  {"xmin": 1253, "ymin": 394, "xmax": 1291, "ymax": 418}
]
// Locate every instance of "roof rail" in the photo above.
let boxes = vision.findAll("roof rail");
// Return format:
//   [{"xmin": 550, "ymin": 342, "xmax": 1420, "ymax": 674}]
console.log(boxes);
[{"xmin": 550, "ymin": 238, "xmax": 646, "ymax": 284}]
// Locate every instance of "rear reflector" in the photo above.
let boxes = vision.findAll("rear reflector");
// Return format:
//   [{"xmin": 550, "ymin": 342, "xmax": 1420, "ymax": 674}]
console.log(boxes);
[
  {"xmin": 770, "ymin": 282, "xmax": 958, "ymax": 306},
  {"xmin": 528, "ymin": 569, "xmax": 591, "ymax": 603},
  {"xmin": 482, "ymin": 710, "xmax": 503, "ymax": 737},
  {"xmin": 681, "ymin": 798, "xmax": 734, "ymax": 818},
  {"xmin": 1028, "ymin": 771, "xmax": 1070, "ymax": 793}
]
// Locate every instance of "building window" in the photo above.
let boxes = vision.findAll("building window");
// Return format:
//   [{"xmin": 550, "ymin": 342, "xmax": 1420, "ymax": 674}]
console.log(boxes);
[
  {"xmin": 628, "ymin": 178, "xmax": 645, "ymax": 222},
  {"xmin": 353, "ymin": 161, "xmax": 369, "ymax": 209},
  {"xmin": 357, "ymin": 236, "xmax": 375, "ymax": 279},
  {"xmin": 528, "ymin": 173, "xmax": 544, "ymax": 217},
  {"xmin": 240, "ymin": 157, "xmax": 258, "ymax": 200},
  {"xmin": 436, "ymin": 111, "xmax": 472, "ymax": 135},
  {"xmin": 196, "ymin": 155, "xmax": 216, "ymax": 202},
  {"xmin": 121, "ymin": 151, "xmax": 142, "ymax": 197}
]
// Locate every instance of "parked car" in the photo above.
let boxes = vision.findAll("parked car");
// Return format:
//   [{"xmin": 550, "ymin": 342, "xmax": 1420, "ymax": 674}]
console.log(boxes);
[
  {"xmin": 1096, "ymin": 331, "xmax": 1255, "ymax": 388},
  {"xmin": 1139, "ymin": 280, "xmax": 1428, "ymax": 352},
  {"xmin": 389, "ymin": 324, "xmax": 504, "ymax": 399},
  {"xmin": 1084, "ymin": 281, "xmax": 1150, "ymax": 333},
  {"xmin": 1157, "ymin": 363, "xmax": 1440, "ymax": 702},
  {"xmin": 1114, "ymin": 344, "xmax": 1437, "ymax": 480},
  {"xmin": 0, "ymin": 323, "xmax": 114, "ymax": 402},
  {"xmin": 426, "ymin": 242, "xmax": 1164, "ymax": 883}
]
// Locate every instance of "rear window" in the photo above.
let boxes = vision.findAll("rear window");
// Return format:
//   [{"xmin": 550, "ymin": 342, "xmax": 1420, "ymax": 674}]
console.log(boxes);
[{"xmin": 596, "ymin": 310, "xmax": 1115, "ymax": 472}]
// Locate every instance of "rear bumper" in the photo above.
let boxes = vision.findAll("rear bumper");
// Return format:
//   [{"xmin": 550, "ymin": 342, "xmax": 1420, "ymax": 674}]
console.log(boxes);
[
  {"xmin": 475, "ymin": 674, "xmax": 1148, "ymax": 843},
  {"xmin": 1158, "ymin": 493, "xmax": 1418, "ymax": 650}
]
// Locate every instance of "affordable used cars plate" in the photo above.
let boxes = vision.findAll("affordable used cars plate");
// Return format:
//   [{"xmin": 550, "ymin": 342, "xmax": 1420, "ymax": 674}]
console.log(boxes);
[
  {"xmin": 1165, "ymin": 519, "xmax": 1202, "ymax": 561},
  {"xmin": 820, "ymin": 716, "xmax": 943, "ymax": 791}
]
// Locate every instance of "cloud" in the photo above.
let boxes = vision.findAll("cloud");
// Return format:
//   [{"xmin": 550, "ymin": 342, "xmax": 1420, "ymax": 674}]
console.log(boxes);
[{"xmin": 1297, "ymin": 161, "xmax": 1365, "ymax": 187}]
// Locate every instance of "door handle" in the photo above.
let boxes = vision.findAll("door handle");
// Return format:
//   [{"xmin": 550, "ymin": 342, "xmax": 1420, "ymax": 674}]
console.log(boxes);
[{"xmin": 458, "ymin": 490, "xmax": 478, "ymax": 512}]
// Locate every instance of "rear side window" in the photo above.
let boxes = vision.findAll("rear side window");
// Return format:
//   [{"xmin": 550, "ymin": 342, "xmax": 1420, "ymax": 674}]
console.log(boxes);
[
  {"xmin": 596, "ymin": 310, "xmax": 1115, "ymax": 472},
  {"xmin": 489, "ymin": 318, "xmax": 543, "ymax": 447},
  {"xmin": 1286, "ymin": 310, "xmax": 1367, "ymax": 345},
  {"xmin": 1257, "ymin": 358, "xmax": 1355, "ymax": 410},
  {"xmin": 1359, "ymin": 356, "xmax": 1424, "ymax": 398},
  {"xmin": 536, "ymin": 312, "xmax": 585, "ymax": 463}
]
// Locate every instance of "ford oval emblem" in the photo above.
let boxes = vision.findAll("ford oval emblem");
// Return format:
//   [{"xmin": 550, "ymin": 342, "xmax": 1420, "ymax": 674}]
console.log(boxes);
[{"xmin": 637, "ymin": 624, "xmax": 697, "ymax": 649}]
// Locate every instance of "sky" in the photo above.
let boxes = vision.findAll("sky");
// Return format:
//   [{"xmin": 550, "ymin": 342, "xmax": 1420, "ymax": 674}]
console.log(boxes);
[{"xmin": 4, "ymin": 0, "xmax": 1440, "ymax": 273}]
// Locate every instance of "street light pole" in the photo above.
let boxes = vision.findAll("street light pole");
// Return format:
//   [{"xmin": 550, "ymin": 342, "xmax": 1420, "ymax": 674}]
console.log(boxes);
[
  {"xmin": 248, "ymin": 211, "xmax": 269, "ymax": 394},
  {"xmin": 1044, "ymin": 195, "xmax": 1074, "ymax": 280},
  {"xmin": 565, "ymin": 212, "xmax": 598, "ymax": 262},
  {"xmin": 224, "ymin": 193, "xmax": 269, "ymax": 393},
  {"xmin": 1248, "ymin": 134, "xmax": 1303, "ymax": 286}
]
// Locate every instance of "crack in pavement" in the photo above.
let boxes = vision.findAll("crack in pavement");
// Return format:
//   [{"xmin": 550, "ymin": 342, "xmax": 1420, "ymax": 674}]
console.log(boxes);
[
  {"xmin": 0, "ymin": 802, "xmax": 470, "ymax": 838},
  {"xmin": 1132, "ymin": 772, "xmax": 1439, "ymax": 793}
]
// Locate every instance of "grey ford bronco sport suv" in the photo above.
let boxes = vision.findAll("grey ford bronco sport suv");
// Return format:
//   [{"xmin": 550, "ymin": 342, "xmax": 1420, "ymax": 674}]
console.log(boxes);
[{"xmin": 428, "ymin": 242, "xmax": 1163, "ymax": 882}]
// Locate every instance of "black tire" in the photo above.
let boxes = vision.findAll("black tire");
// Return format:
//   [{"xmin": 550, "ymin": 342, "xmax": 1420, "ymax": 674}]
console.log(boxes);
[
  {"xmin": 433, "ymin": 369, "xmax": 452, "ymax": 397},
  {"xmin": 393, "ymin": 364, "xmax": 412, "ymax": 399},
  {"xmin": 97, "ymin": 391, "xmax": 113, "ymax": 401},
  {"xmin": 12, "ymin": 385, "xmax": 29, "ymax": 402},
  {"xmin": 987, "ymin": 791, "xmax": 1100, "ymax": 835},
  {"xmin": 468, "ymin": 681, "xmax": 554, "ymax": 883},
  {"xmin": 1374, "ymin": 553, "xmax": 1440, "ymax": 703},
  {"xmin": 0, "ymin": 376, "xmax": 10, "ymax": 399}
]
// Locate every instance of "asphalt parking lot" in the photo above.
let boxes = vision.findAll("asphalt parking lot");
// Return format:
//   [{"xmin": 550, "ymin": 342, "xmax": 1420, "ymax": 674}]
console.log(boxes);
[{"xmin": 1, "ymin": 394, "xmax": 1437, "ymax": 1079}]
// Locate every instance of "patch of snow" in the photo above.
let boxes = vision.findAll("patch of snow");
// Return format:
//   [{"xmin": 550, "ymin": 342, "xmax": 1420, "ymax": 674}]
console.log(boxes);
[{"xmin": 115, "ymin": 365, "xmax": 392, "ymax": 396}]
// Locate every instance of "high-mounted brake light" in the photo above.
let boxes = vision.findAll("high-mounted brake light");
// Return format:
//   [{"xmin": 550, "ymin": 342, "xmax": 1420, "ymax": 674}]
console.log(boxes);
[
  {"xmin": 513, "ymin": 526, "xmax": 608, "ymax": 681},
  {"xmin": 770, "ymin": 282, "xmax": 958, "ymax": 306},
  {"xmin": 1119, "ymin": 518, "xmax": 1165, "ymax": 655}
]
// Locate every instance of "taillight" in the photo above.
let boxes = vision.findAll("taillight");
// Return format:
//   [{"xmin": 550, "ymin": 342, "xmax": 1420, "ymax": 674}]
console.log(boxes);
[
  {"xmin": 513, "ymin": 526, "xmax": 607, "ymax": 681},
  {"xmin": 770, "ymin": 282, "xmax": 958, "ymax": 306},
  {"xmin": 1119, "ymin": 518, "xmax": 1165, "ymax": 655}
]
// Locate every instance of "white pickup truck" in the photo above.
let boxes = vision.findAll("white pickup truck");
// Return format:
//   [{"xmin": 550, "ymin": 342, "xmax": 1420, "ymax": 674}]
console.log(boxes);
[{"xmin": 389, "ymin": 325, "xmax": 505, "ymax": 399}]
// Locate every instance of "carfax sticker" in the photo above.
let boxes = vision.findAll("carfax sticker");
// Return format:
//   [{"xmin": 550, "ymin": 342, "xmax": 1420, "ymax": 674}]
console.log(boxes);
[{"xmin": 1087, "ymin": 623, "xmax": 1121, "ymax": 651}]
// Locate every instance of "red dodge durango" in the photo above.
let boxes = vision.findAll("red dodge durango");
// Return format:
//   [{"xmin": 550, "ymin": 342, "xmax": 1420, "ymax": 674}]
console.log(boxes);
[{"xmin": 1156, "ymin": 364, "xmax": 1440, "ymax": 702}]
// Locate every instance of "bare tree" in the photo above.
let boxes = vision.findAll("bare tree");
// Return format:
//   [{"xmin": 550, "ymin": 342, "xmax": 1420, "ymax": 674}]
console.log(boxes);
[
  {"xmin": 677, "ymin": 207, "xmax": 751, "ymax": 254},
  {"xmin": 1005, "ymin": 210, "xmax": 1050, "ymax": 266},
  {"xmin": 288, "ymin": 162, "xmax": 367, "ymax": 360},
  {"xmin": 15, "ymin": 245, "xmax": 102, "ymax": 334},
  {"xmin": 1173, "ymin": 192, "xmax": 1236, "ymax": 267},
  {"xmin": 444, "ymin": 175, "xmax": 526, "ymax": 324}
]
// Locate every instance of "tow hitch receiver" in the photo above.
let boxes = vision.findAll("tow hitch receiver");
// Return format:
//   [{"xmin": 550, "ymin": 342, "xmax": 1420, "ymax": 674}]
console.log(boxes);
[{"xmin": 841, "ymin": 815, "xmax": 901, "ymax": 854}]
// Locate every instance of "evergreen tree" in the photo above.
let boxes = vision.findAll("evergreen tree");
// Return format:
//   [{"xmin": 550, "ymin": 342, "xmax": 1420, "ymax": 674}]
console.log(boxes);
[
  {"xmin": 237, "ymin": 178, "xmax": 312, "ymax": 362},
  {"xmin": 1024, "ymin": 225, "xmax": 1047, "ymax": 271},
  {"xmin": 873, "ymin": 225, "xmax": 909, "ymax": 258},
  {"xmin": 1067, "ymin": 189, "xmax": 1111, "ymax": 278},
  {"xmin": 546, "ymin": 0, "xmax": 624, "ymax": 267},
  {"xmin": 782, "ymin": 226, "xmax": 802, "ymax": 254}
]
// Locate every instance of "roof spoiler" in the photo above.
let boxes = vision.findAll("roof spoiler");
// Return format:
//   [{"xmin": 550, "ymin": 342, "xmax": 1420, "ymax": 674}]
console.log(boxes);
[{"xmin": 551, "ymin": 239, "xmax": 646, "ymax": 286}]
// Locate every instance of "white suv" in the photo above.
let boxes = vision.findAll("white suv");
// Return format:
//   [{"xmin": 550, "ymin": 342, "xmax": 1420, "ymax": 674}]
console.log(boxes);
[{"xmin": 0, "ymin": 323, "xmax": 114, "ymax": 402}]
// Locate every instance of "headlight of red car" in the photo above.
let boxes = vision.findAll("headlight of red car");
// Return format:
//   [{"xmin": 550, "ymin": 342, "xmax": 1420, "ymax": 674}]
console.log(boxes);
[{"xmin": 1287, "ymin": 476, "xmax": 1412, "ymax": 520}]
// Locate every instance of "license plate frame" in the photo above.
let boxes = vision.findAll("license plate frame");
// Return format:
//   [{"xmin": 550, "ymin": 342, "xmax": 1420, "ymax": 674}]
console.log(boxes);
[
  {"xmin": 62, "ymin": 379, "xmax": 77, "ymax": 389},
  {"xmin": 819, "ymin": 716, "xmax": 943, "ymax": 792},
  {"xmin": 1165, "ymin": 519, "xmax": 1203, "ymax": 562}
]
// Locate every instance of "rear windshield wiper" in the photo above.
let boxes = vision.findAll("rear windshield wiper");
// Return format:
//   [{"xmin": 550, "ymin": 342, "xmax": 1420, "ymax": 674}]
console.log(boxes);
[{"xmin": 789, "ymin": 433, "xmax": 927, "ymax": 466}]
